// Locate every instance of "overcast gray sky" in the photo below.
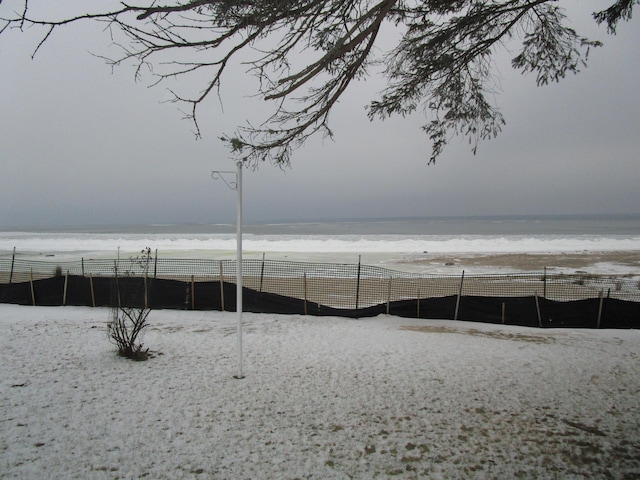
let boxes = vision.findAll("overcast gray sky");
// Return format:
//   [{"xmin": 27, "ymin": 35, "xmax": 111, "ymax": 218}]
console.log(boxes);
[{"xmin": 1, "ymin": 1, "xmax": 639, "ymax": 227}]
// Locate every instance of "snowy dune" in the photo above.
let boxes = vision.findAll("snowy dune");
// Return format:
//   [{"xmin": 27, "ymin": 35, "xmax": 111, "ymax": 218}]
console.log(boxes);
[{"xmin": 2, "ymin": 305, "xmax": 639, "ymax": 479}]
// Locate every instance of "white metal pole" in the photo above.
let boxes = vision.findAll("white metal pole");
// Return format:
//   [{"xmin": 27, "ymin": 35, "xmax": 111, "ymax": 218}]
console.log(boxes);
[
  {"xmin": 211, "ymin": 167, "xmax": 244, "ymax": 378},
  {"xmin": 235, "ymin": 161, "xmax": 244, "ymax": 379}
]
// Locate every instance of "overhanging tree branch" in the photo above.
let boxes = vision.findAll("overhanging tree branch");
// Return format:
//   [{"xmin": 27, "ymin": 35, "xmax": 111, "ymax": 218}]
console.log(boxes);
[{"xmin": 1, "ymin": 0, "xmax": 636, "ymax": 166}]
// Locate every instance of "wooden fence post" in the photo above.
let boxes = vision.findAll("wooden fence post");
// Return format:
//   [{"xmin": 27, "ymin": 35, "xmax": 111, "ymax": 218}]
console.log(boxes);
[
  {"xmin": 144, "ymin": 272, "xmax": 148, "ymax": 309},
  {"xmin": 114, "ymin": 260, "xmax": 122, "ymax": 308},
  {"xmin": 219, "ymin": 261, "xmax": 225, "ymax": 312},
  {"xmin": 534, "ymin": 292, "xmax": 542, "ymax": 328},
  {"xmin": 63, "ymin": 271, "xmax": 69, "ymax": 306},
  {"xmin": 386, "ymin": 277, "xmax": 392, "ymax": 315},
  {"xmin": 260, "ymin": 253, "xmax": 265, "ymax": 293},
  {"xmin": 454, "ymin": 270, "xmax": 465, "ymax": 321},
  {"xmin": 355, "ymin": 255, "xmax": 361, "ymax": 310},
  {"xmin": 303, "ymin": 272, "xmax": 308, "ymax": 315},
  {"xmin": 191, "ymin": 275, "xmax": 195, "ymax": 310}
]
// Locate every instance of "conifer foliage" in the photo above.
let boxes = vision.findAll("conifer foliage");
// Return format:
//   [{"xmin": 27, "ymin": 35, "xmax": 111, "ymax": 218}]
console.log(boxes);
[{"xmin": 1, "ymin": 1, "xmax": 636, "ymax": 164}]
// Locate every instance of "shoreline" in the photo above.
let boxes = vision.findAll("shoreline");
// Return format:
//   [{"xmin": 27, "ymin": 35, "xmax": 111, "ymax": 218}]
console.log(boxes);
[{"xmin": 3, "ymin": 248, "xmax": 640, "ymax": 277}]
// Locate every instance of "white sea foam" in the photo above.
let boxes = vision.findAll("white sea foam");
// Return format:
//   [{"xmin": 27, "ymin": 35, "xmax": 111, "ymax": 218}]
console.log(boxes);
[
  {"xmin": 1, "ymin": 231, "xmax": 639, "ymax": 256},
  {"xmin": 2, "ymin": 216, "xmax": 639, "ymax": 277}
]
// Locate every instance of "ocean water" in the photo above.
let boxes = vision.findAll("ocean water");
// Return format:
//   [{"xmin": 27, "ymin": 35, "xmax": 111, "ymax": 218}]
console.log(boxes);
[{"xmin": 1, "ymin": 215, "xmax": 639, "ymax": 259}]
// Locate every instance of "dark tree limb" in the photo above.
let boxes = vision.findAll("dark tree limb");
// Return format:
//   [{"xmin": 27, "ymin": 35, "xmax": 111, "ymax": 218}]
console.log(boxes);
[{"xmin": 1, "ymin": 0, "xmax": 636, "ymax": 166}]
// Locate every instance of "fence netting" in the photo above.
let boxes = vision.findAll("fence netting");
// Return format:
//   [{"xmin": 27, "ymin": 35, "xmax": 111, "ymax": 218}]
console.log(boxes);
[{"xmin": 1, "ymin": 256, "xmax": 639, "ymax": 328}]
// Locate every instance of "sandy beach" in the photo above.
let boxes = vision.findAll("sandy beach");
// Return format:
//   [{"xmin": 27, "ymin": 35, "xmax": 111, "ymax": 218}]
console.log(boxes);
[
  {"xmin": 395, "ymin": 250, "xmax": 640, "ymax": 275},
  {"xmin": 250, "ymin": 249, "xmax": 640, "ymax": 277}
]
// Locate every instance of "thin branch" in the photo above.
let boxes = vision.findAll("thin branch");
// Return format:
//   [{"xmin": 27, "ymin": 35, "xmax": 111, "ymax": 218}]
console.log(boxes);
[{"xmin": 1, "ymin": 0, "xmax": 631, "ymax": 165}]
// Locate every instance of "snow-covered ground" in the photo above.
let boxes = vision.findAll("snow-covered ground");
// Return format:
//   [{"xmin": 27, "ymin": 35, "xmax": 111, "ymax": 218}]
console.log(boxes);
[{"xmin": 2, "ymin": 305, "xmax": 639, "ymax": 479}]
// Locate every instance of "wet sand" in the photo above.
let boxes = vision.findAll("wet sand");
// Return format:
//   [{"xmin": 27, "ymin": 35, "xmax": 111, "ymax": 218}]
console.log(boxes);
[{"xmin": 407, "ymin": 251, "xmax": 640, "ymax": 272}]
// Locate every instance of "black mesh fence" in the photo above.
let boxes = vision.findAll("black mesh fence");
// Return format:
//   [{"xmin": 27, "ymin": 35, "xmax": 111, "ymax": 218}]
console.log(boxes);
[{"xmin": 1, "ymin": 256, "xmax": 639, "ymax": 328}]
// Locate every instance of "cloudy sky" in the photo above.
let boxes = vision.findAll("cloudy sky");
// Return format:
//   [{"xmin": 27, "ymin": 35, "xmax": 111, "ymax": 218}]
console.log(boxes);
[{"xmin": 1, "ymin": 1, "xmax": 639, "ymax": 227}]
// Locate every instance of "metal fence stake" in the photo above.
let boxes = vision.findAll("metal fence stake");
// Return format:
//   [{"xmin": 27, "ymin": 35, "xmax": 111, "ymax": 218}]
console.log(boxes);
[
  {"xmin": 30, "ymin": 268, "xmax": 35, "ymax": 306},
  {"xmin": 597, "ymin": 290, "xmax": 604, "ymax": 329},
  {"xmin": 154, "ymin": 250, "xmax": 158, "ymax": 279},
  {"xmin": 90, "ymin": 274, "xmax": 95, "ymax": 308},
  {"xmin": 9, "ymin": 247, "xmax": 16, "ymax": 285},
  {"xmin": 260, "ymin": 253, "xmax": 265, "ymax": 293}
]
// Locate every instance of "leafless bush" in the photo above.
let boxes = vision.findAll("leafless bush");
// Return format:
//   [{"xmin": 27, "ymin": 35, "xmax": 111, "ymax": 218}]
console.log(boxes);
[
  {"xmin": 108, "ymin": 248, "xmax": 153, "ymax": 361},
  {"xmin": 108, "ymin": 306, "xmax": 151, "ymax": 360}
]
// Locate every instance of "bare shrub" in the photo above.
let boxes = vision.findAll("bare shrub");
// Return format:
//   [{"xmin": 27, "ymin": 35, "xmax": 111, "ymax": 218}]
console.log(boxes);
[
  {"xmin": 108, "ymin": 305, "xmax": 151, "ymax": 360},
  {"xmin": 108, "ymin": 248, "xmax": 153, "ymax": 361}
]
